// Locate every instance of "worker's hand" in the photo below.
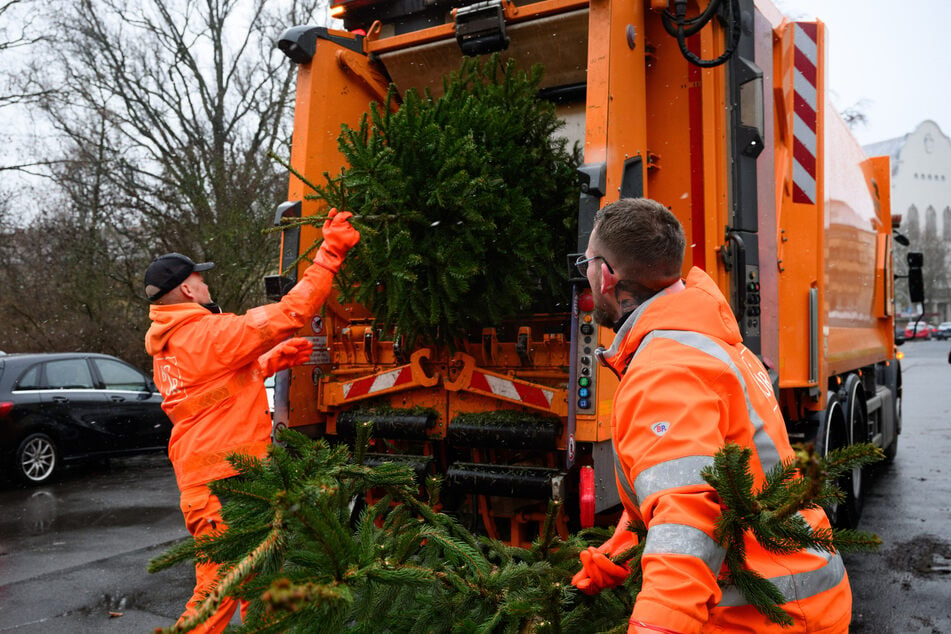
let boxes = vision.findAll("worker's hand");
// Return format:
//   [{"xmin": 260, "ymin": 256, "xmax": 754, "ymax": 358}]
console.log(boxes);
[
  {"xmin": 314, "ymin": 208, "xmax": 360, "ymax": 273},
  {"xmin": 571, "ymin": 546, "xmax": 631, "ymax": 595},
  {"xmin": 258, "ymin": 337, "xmax": 313, "ymax": 377},
  {"xmin": 601, "ymin": 521, "xmax": 637, "ymax": 556}
]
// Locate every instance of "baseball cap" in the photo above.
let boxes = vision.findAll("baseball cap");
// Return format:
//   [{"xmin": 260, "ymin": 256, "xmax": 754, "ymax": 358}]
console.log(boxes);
[{"xmin": 144, "ymin": 252, "xmax": 215, "ymax": 302}]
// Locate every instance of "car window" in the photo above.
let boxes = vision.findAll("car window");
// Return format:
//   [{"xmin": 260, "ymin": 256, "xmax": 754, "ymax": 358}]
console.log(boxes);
[
  {"xmin": 94, "ymin": 358, "xmax": 149, "ymax": 391},
  {"xmin": 15, "ymin": 364, "xmax": 43, "ymax": 390},
  {"xmin": 44, "ymin": 359, "xmax": 95, "ymax": 389}
]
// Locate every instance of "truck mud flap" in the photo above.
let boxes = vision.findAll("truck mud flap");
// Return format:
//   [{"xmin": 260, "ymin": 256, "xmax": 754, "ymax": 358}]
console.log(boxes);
[
  {"xmin": 446, "ymin": 413, "xmax": 561, "ymax": 450},
  {"xmin": 446, "ymin": 462, "xmax": 565, "ymax": 500},
  {"xmin": 337, "ymin": 410, "xmax": 436, "ymax": 440}
]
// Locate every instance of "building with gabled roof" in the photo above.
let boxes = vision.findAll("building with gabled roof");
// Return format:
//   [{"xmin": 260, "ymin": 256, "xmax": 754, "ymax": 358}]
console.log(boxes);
[{"xmin": 865, "ymin": 120, "xmax": 951, "ymax": 322}]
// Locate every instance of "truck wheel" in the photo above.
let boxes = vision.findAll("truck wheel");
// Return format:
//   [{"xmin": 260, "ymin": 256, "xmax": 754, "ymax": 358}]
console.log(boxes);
[
  {"xmin": 841, "ymin": 375, "xmax": 866, "ymax": 525},
  {"xmin": 15, "ymin": 433, "xmax": 59, "ymax": 485},
  {"xmin": 884, "ymin": 368, "xmax": 901, "ymax": 463},
  {"xmin": 817, "ymin": 391, "xmax": 862, "ymax": 529}
]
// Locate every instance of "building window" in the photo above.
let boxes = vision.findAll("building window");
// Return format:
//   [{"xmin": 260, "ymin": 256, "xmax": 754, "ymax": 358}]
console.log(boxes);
[{"xmin": 906, "ymin": 205, "xmax": 920, "ymax": 242}]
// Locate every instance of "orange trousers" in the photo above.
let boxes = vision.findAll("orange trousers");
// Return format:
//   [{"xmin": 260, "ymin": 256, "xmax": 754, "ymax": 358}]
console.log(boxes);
[{"xmin": 177, "ymin": 484, "xmax": 247, "ymax": 634}]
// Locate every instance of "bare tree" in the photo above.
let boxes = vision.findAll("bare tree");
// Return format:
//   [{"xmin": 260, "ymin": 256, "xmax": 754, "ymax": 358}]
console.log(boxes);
[
  {"xmin": 0, "ymin": 0, "xmax": 329, "ymax": 362},
  {"xmin": 841, "ymin": 99, "xmax": 870, "ymax": 132},
  {"xmin": 33, "ymin": 0, "xmax": 327, "ymax": 303},
  {"xmin": 0, "ymin": 0, "xmax": 62, "ymax": 175}
]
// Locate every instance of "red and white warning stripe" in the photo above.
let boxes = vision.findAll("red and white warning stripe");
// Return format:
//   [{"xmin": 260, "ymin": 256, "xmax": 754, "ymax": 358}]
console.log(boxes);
[
  {"xmin": 792, "ymin": 21, "xmax": 818, "ymax": 204},
  {"xmin": 469, "ymin": 370, "xmax": 555, "ymax": 410},
  {"xmin": 342, "ymin": 366, "xmax": 412, "ymax": 400}
]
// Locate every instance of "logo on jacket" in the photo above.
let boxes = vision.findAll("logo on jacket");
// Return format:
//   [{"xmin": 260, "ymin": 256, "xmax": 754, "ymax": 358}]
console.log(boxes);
[
  {"xmin": 157, "ymin": 355, "xmax": 186, "ymax": 401},
  {"xmin": 650, "ymin": 421, "xmax": 671, "ymax": 436}
]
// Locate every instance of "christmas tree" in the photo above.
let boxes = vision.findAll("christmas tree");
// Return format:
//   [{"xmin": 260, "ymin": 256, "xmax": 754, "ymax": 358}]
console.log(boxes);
[
  {"xmin": 149, "ymin": 426, "xmax": 882, "ymax": 633},
  {"xmin": 274, "ymin": 54, "xmax": 581, "ymax": 348}
]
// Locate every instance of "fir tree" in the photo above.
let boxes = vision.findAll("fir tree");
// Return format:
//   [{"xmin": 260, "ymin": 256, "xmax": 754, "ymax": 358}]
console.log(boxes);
[
  {"xmin": 150, "ymin": 429, "xmax": 882, "ymax": 633},
  {"xmin": 273, "ymin": 54, "xmax": 581, "ymax": 348}
]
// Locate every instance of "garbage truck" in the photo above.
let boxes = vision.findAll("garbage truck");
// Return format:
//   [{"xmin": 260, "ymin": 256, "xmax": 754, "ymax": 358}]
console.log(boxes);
[{"xmin": 266, "ymin": 0, "xmax": 923, "ymax": 544}]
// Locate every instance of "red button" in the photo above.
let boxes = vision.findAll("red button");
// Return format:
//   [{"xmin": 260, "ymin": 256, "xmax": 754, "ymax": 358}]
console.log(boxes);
[{"xmin": 578, "ymin": 290, "xmax": 594, "ymax": 312}]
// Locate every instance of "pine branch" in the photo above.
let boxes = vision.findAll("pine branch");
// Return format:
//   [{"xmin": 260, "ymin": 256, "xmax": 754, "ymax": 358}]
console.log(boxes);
[
  {"xmin": 150, "ymin": 431, "xmax": 882, "ymax": 632},
  {"xmin": 159, "ymin": 512, "xmax": 286, "ymax": 633},
  {"xmin": 267, "ymin": 150, "xmax": 324, "ymax": 196},
  {"xmin": 702, "ymin": 442, "xmax": 883, "ymax": 625},
  {"xmin": 147, "ymin": 537, "xmax": 198, "ymax": 573}
]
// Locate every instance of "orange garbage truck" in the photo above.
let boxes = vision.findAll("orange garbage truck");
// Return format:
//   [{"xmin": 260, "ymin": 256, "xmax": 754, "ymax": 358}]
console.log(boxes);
[{"xmin": 266, "ymin": 0, "xmax": 922, "ymax": 544}]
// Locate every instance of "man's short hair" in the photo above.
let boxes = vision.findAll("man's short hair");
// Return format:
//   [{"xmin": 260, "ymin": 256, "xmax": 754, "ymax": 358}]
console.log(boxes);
[{"xmin": 593, "ymin": 197, "xmax": 685, "ymax": 284}]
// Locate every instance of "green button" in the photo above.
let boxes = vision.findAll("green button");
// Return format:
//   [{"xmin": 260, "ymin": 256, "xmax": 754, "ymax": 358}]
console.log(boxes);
[{"xmin": 578, "ymin": 377, "xmax": 590, "ymax": 387}]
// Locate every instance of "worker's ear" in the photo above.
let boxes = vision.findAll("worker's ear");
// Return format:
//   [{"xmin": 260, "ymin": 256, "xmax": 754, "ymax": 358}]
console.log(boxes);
[
  {"xmin": 178, "ymin": 280, "xmax": 197, "ymax": 302},
  {"xmin": 599, "ymin": 260, "xmax": 618, "ymax": 295}
]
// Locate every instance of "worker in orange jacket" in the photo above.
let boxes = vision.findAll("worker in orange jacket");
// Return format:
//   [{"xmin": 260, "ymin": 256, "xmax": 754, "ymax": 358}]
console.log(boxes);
[
  {"xmin": 570, "ymin": 198, "xmax": 851, "ymax": 633},
  {"xmin": 144, "ymin": 209, "xmax": 359, "ymax": 633}
]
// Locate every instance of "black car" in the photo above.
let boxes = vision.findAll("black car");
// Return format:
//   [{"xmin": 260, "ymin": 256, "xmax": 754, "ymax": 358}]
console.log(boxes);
[{"xmin": 0, "ymin": 352, "xmax": 172, "ymax": 484}]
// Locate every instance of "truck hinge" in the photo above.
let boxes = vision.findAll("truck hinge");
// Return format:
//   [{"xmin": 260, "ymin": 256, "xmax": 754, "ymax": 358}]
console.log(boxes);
[
  {"xmin": 482, "ymin": 328, "xmax": 498, "ymax": 365},
  {"xmin": 516, "ymin": 326, "xmax": 534, "ymax": 367},
  {"xmin": 455, "ymin": 1, "xmax": 510, "ymax": 57},
  {"xmin": 364, "ymin": 329, "xmax": 376, "ymax": 365}
]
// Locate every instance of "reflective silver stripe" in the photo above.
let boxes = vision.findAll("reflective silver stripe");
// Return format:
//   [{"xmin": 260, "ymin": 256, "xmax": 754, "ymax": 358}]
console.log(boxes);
[
  {"xmin": 633, "ymin": 330, "xmax": 782, "ymax": 473},
  {"xmin": 613, "ymin": 445, "xmax": 640, "ymax": 507},
  {"xmin": 634, "ymin": 455, "xmax": 715, "ymax": 503},
  {"xmin": 643, "ymin": 523, "xmax": 726, "ymax": 575},
  {"xmin": 717, "ymin": 551, "xmax": 846, "ymax": 607}
]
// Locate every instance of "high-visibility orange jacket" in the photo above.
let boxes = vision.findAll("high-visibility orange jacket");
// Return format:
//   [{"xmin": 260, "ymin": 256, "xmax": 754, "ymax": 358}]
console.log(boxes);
[
  {"xmin": 145, "ymin": 262, "xmax": 335, "ymax": 491},
  {"xmin": 598, "ymin": 267, "xmax": 851, "ymax": 633}
]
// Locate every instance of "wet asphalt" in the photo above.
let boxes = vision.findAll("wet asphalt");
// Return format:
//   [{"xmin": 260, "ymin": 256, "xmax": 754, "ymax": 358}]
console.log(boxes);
[
  {"xmin": 0, "ymin": 452, "xmax": 193, "ymax": 632},
  {"xmin": 0, "ymin": 341, "xmax": 949, "ymax": 632},
  {"xmin": 844, "ymin": 339, "xmax": 951, "ymax": 633}
]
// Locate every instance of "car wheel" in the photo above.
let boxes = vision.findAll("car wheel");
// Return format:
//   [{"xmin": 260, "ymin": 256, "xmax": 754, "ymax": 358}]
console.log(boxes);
[{"xmin": 15, "ymin": 433, "xmax": 59, "ymax": 485}]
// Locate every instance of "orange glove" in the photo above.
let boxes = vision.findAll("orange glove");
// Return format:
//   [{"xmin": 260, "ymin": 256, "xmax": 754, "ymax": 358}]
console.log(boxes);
[
  {"xmin": 573, "ymin": 547, "xmax": 630, "ymax": 595},
  {"xmin": 571, "ymin": 509, "xmax": 638, "ymax": 595},
  {"xmin": 258, "ymin": 337, "xmax": 313, "ymax": 377},
  {"xmin": 314, "ymin": 208, "xmax": 360, "ymax": 273}
]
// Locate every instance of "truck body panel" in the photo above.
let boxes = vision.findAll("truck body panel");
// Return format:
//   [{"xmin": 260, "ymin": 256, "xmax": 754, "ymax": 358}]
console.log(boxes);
[{"xmin": 272, "ymin": 0, "xmax": 904, "ymax": 539}]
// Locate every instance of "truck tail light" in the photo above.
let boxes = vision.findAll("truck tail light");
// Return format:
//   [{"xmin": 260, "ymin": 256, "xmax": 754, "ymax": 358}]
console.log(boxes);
[{"xmin": 579, "ymin": 465, "xmax": 595, "ymax": 528}]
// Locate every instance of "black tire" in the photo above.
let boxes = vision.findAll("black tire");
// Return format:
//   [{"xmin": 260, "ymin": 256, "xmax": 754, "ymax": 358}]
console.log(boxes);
[
  {"xmin": 15, "ymin": 432, "xmax": 59, "ymax": 485},
  {"xmin": 883, "ymin": 433, "xmax": 899, "ymax": 463},
  {"xmin": 883, "ymin": 362, "xmax": 901, "ymax": 463},
  {"xmin": 818, "ymin": 389, "xmax": 863, "ymax": 530}
]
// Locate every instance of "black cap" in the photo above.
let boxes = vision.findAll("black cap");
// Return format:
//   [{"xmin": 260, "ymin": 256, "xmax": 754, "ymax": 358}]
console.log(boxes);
[{"xmin": 144, "ymin": 253, "xmax": 215, "ymax": 302}]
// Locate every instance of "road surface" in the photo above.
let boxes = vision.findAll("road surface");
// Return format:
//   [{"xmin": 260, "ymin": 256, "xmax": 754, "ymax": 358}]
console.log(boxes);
[{"xmin": 0, "ymin": 341, "xmax": 949, "ymax": 632}]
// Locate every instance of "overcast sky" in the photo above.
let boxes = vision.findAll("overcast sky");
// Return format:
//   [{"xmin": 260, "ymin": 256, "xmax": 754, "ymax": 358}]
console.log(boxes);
[
  {"xmin": 774, "ymin": 0, "xmax": 951, "ymax": 146},
  {"xmin": 4, "ymin": 1, "xmax": 948, "ymax": 191}
]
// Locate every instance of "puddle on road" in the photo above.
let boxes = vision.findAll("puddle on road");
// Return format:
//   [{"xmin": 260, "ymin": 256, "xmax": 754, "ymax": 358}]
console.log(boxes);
[
  {"xmin": 886, "ymin": 534, "xmax": 951, "ymax": 576},
  {"xmin": 0, "ymin": 497, "xmax": 177, "ymax": 537}
]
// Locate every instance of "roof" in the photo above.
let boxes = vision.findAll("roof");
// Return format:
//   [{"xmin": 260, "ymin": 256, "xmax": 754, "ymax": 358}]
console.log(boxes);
[
  {"xmin": 0, "ymin": 352, "xmax": 119, "ymax": 366},
  {"xmin": 863, "ymin": 135, "xmax": 907, "ymax": 159}
]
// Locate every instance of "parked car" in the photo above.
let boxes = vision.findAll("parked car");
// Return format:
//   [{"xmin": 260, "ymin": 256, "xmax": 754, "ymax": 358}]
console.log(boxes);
[
  {"xmin": 894, "ymin": 324, "xmax": 906, "ymax": 345},
  {"xmin": 934, "ymin": 322, "xmax": 951, "ymax": 340},
  {"xmin": 0, "ymin": 353, "xmax": 172, "ymax": 484},
  {"xmin": 264, "ymin": 374, "xmax": 275, "ymax": 416},
  {"xmin": 904, "ymin": 322, "xmax": 933, "ymax": 340}
]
